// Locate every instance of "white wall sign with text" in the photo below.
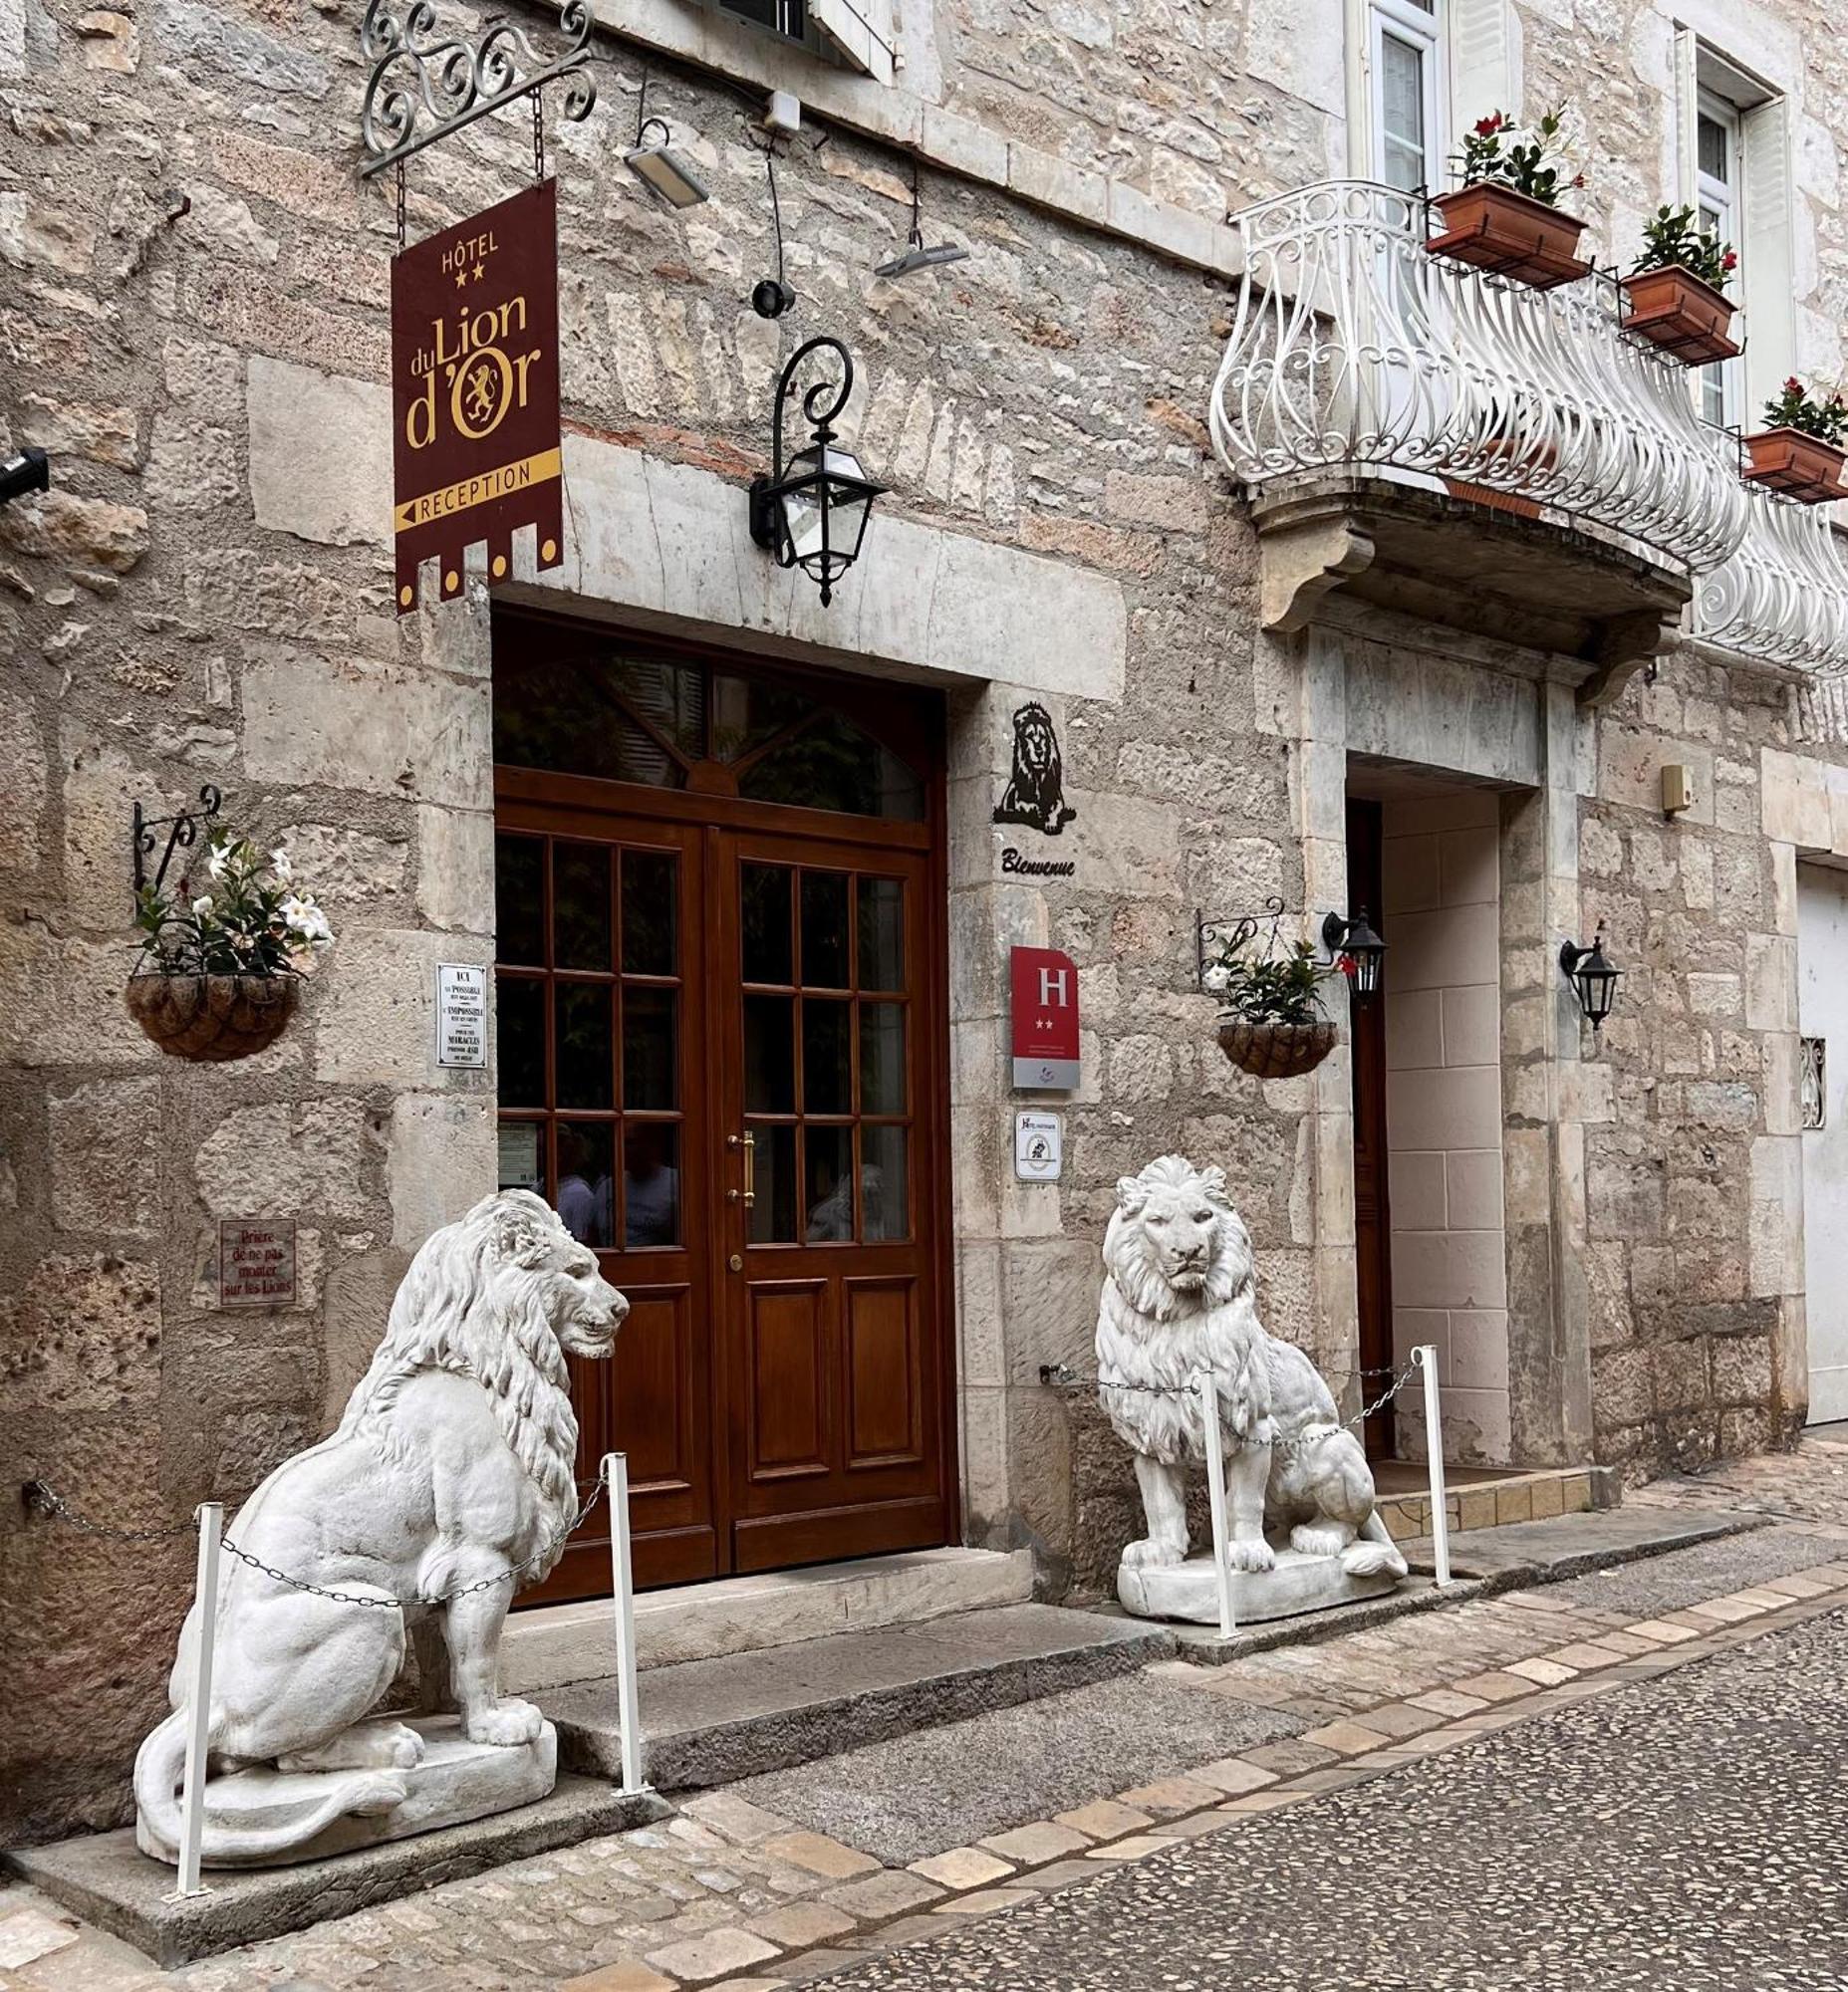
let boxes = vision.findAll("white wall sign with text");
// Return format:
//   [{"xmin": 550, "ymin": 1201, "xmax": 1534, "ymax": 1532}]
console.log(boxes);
[
  {"xmin": 1014, "ymin": 1111, "xmax": 1063, "ymax": 1182},
  {"xmin": 436, "ymin": 962, "xmax": 488, "ymax": 1068}
]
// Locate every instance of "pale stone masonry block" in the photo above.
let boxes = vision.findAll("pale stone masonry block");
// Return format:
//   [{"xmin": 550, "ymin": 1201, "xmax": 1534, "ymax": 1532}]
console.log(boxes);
[
  {"xmin": 248, "ymin": 357, "xmax": 392, "ymax": 548},
  {"xmin": 313, "ymin": 927, "xmax": 493, "ymax": 1087},
  {"xmin": 50, "ymin": 1077, "xmax": 160, "ymax": 1235},
  {"xmin": 388, "ymin": 1094, "xmax": 495, "ymax": 1248},
  {"xmin": 1744, "ymin": 934, "xmax": 1797, "ymax": 1033},
  {"xmin": 416, "ymin": 805, "xmax": 495, "ymax": 934},
  {"xmin": 193, "ymin": 1099, "xmax": 375, "ymax": 1219}
]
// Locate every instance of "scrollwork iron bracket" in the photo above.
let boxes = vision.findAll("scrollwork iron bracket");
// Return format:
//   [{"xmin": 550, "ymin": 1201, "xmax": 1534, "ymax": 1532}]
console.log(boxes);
[
  {"xmin": 359, "ymin": 0, "xmax": 597, "ymax": 179},
  {"xmin": 132, "ymin": 786, "xmax": 222, "ymax": 905}
]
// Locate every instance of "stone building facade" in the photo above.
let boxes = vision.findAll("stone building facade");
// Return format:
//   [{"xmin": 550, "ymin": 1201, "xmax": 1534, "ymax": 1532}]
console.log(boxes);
[{"xmin": 3, "ymin": 0, "xmax": 1845, "ymax": 1842}]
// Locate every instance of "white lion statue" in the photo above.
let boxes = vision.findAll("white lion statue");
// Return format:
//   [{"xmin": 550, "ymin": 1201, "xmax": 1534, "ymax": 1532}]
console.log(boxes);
[
  {"xmin": 134, "ymin": 1190, "xmax": 626, "ymax": 1867},
  {"xmin": 1097, "ymin": 1155, "xmax": 1405, "ymax": 1585}
]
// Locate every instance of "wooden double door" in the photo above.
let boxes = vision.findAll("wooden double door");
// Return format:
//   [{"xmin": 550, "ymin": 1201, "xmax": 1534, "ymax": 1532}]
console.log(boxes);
[{"xmin": 496, "ymin": 782, "xmax": 952, "ymax": 1600}]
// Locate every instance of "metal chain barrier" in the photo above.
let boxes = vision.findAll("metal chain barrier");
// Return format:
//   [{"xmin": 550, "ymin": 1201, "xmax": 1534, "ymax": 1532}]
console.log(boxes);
[{"xmin": 24, "ymin": 1476, "xmax": 611, "ymax": 1610}]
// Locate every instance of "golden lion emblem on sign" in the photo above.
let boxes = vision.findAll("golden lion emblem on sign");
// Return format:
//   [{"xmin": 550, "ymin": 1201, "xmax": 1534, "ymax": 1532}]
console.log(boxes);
[
  {"xmin": 1096, "ymin": 1155, "xmax": 1406, "ymax": 1581},
  {"xmin": 993, "ymin": 701, "xmax": 1076, "ymax": 837}
]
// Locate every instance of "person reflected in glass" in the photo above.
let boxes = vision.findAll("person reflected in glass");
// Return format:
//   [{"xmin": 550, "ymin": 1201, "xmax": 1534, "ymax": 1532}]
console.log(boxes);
[
  {"xmin": 556, "ymin": 1124, "xmax": 613, "ymax": 1247},
  {"xmin": 625, "ymin": 1121, "xmax": 679, "ymax": 1246},
  {"xmin": 806, "ymin": 1162, "xmax": 884, "ymax": 1242}
]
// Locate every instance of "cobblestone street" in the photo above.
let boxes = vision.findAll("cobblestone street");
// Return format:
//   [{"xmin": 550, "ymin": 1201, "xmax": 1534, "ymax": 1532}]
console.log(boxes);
[{"xmin": 4, "ymin": 1451, "xmax": 1847, "ymax": 1992}]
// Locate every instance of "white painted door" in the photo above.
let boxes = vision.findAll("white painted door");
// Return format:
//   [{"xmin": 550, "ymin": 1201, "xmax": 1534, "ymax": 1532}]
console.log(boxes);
[{"xmin": 1798, "ymin": 865, "xmax": 1848, "ymax": 1424}]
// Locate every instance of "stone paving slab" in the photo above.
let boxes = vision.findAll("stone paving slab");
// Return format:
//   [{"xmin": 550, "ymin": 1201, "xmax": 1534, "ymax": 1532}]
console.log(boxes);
[
  {"xmin": 547, "ymin": 1606, "xmax": 1175, "ymax": 1792},
  {"xmin": 7, "ymin": 1777, "xmax": 668, "ymax": 1967},
  {"xmin": 1399, "ymin": 1503, "xmax": 1767, "ymax": 1588},
  {"xmin": 719, "ymin": 1670, "xmax": 1306, "ymax": 1866},
  {"xmin": 1527, "ymin": 1519, "xmax": 1848, "ymax": 1618}
]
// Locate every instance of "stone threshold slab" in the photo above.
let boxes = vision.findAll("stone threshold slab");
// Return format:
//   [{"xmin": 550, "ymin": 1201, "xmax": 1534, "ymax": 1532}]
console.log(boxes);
[
  {"xmin": 1165, "ymin": 1573, "xmax": 1484, "ymax": 1665},
  {"xmin": 502, "ymin": 1546, "xmax": 1036, "ymax": 1693},
  {"xmin": 8, "ymin": 1775, "xmax": 667, "ymax": 1969},
  {"xmin": 545, "ymin": 1602, "xmax": 1177, "ymax": 1791},
  {"xmin": 1399, "ymin": 1505, "xmax": 1770, "ymax": 1591}
]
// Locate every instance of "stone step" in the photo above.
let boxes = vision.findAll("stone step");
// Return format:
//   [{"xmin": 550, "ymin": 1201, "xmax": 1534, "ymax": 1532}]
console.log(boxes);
[
  {"xmin": 1400, "ymin": 1504, "xmax": 1769, "ymax": 1589},
  {"xmin": 1375, "ymin": 1463, "xmax": 1618, "ymax": 1543},
  {"xmin": 541, "ymin": 1602, "xmax": 1174, "ymax": 1793},
  {"xmin": 501, "ymin": 1546, "xmax": 1035, "ymax": 1694}
]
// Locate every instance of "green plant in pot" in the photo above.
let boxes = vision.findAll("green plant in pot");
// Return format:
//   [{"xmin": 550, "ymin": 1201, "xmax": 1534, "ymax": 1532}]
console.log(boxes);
[
  {"xmin": 128, "ymin": 831, "xmax": 333, "ymax": 1061},
  {"xmin": 1620, "ymin": 205, "xmax": 1740, "ymax": 365},
  {"xmin": 1204, "ymin": 930, "xmax": 1344, "ymax": 1080},
  {"xmin": 1743, "ymin": 376, "xmax": 1848, "ymax": 506},
  {"xmin": 1428, "ymin": 108, "xmax": 1591, "ymax": 290}
]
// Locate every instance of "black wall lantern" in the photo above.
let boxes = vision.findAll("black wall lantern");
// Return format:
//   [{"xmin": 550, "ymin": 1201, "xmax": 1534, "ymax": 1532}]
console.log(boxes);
[
  {"xmin": 1560, "ymin": 926, "xmax": 1622, "ymax": 1032},
  {"xmin": 1322, "ymin": 907, "xmax": 1387, "ymax": 1001},
  {"xmin": 749, "ymin": 336, "xmax": 886, "ymax": 607}
]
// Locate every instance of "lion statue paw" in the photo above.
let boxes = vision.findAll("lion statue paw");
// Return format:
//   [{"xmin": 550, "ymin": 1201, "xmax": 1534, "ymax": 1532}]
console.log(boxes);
[
  {"xmin": 465, "ymin": 1698, "xmax": 546, "ymax": 1748},
  {"xmin": 1289, "ymin": 1522, "xmax": 1353, "ymax": 1561},
  {"xmin": 1226, "ymin": 1537, "xmax": 1276, "ymax": 1574},
  {"xmin": 1122, "ymin": 1534, "xmax": 1188, "ymax": 1571}
]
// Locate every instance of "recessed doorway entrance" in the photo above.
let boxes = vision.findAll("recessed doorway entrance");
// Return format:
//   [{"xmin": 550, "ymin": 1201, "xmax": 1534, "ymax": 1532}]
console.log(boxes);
[{"xmin": 491, "ymin": 610, "xmax": 956, "ymax": 1601}]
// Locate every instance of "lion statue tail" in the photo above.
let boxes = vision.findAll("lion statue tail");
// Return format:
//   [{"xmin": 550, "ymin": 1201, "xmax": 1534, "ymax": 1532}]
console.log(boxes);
[
  {"xmin": 1340, "ymin": 1511, "xmax": 1410, "ymax": 1581},
  {"xmin": 134, "ymin": 1707, "xmax": 408, "ymax": 1867}
]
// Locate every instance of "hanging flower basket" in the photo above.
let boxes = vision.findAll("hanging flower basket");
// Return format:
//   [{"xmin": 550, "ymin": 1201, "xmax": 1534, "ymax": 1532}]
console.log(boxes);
[
  {"xmin": 1428, "ymin": 184, "xmax": 1590, "ymax": 290},
  {"xmin": 1741, "ymin": 426, "xmax": 1848, "ymax": 506},
  {"xmin": 1620, "ymin": 266, "xmax": 1739, "ymax": 366},
  {"xmin": 126, "ymin": 972, "xmax": 299, "ymax": 1063},
  {"xmin": 1216, "ymin": 1018, "xmax": 1338, "ymax": 1080}
]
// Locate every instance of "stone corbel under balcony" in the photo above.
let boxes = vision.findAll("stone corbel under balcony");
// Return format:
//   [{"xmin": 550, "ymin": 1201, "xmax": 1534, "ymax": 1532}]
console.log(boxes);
[{"xmin": 1249, "ymin": 472, "xmax": 1687, "ymax": 704}]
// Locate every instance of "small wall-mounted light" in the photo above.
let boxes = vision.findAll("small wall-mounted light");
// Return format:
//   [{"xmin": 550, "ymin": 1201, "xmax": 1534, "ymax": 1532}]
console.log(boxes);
[
  {"xmin": 1661, "ymin": 763, "xmax": 1696, "ymax": 817},
  {"xmin": 0, "ymin": 446, "xmax": 50, "ymax": 506},
  {"xmin": 875, "ymin": 160, "xmax": 969, "ymax": 280},
  {"xmin": 749, "ymin": 335, "xmax": 886, "ymax": 607},
  {"xmin": 1322, "ymin": 907, "xmax": 1387, "ymax": 1002},
  {"xmin": 1560, "ymin": 926, "xmax": 1622, "ymax": 1032},
  {"xmin": 626, "ymin": 118, "xmax": 709, "ymax": 208}
]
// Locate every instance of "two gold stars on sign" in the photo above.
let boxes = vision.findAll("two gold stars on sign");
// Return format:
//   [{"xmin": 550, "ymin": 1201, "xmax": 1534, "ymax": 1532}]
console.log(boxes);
[{"xmin": 452, "ymin": 264, "xmax": 487, "ymax": 290}]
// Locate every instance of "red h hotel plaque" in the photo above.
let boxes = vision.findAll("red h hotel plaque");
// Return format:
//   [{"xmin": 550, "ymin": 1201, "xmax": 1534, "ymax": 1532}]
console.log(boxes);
[
  {"xmin": 391, "ymin": 179, "xmax": 565, "ymax": 614},
  {"xmin": 1010, "ymin": 945, "xmax": 1081, "ymax": 1089}
]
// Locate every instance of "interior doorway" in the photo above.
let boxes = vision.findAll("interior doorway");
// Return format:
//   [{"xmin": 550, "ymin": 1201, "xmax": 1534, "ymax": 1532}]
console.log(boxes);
[
  {"xmin": 491, "ymin": 610, "xmax": 957, "ymax": 1600},
  {"xmin": 1797, "ymin": 862, "xmax": 1848, "ymax": 1425}
]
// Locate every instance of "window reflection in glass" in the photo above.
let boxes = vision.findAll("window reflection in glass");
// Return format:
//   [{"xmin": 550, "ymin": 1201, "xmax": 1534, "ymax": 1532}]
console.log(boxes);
[
  {"xmin": 497, "ymin": 975, "xmax": 546, "ymax": 1107},
  {"xmin": 738, "ymin": 710, "xmax": 925, "ymax": 821},
  {"xmin": 857, "ymin": 876, "xmax": 904, "ymax": 989},
  {"xmin": 745, "ymin": 994, "xmax": 795, "ymax": 1113},
  {"xmin": 749, "ymin": 1122, "xmax": 798, "ymax": 1242},
  {"xmin": 495, "ymin": 836, "xmax": 545, "ymax": 966},
  {"xmin": 804, "ymin": 1123, "xmax": 855, "ymax": 1241},
  {"xmin": 860, "ymin": 1004, "xmax": 906, "ymax": 1116},
  {"xmin": 800, "ymin": 872, "xmax": 851, "ymax": 987},
  {"xmin": 556, "ymin": 1121, "xmax": 615, "ymax": 1247},
  {"xmin": 742, "ymin": 865, "xmax": 794, "ymax": 985},
  {"xmin": 802, "ymin": 1000, "xmax": 851, "ymax": 1115},
  {"xmin": 624, "ymin": 987, "xmax": 677, "ymax": 1111},
  {"xmin": 555, "ymin": 984, "xmax": 614, "ymax": 1110},
  {"xmin": 554, "ymin": 844, "xmax": 612, "ymax": 971},
  {"xmin": 624, "ymin": 1121, "xmax": 679, "ymax": 1246},
  {"xmin": 863, "ymin": 1124, "xmax": 910, "ymax": 1241},
  {"xmin": 622, "ymin": 851, "xmax": 677, "ymax": 976}
]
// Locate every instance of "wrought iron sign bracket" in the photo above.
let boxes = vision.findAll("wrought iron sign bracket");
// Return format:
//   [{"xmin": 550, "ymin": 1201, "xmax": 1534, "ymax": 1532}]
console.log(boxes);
[
  {"xmin": 1195, "ymin": 897, "xmax": 1293, "ymax": 986},
  {"xmin": 132, "ymin": 786, "xmax": 222, "ymax": 904},
  {"xmin": 359, "ymin": 0, "xmax": 597, "ymax": 179}
]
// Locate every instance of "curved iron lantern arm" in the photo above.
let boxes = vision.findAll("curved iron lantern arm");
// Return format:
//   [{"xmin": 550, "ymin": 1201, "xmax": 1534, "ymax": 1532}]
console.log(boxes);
[{"xmin": 765, "ymin": 336, "xmax": 855, "ymax": 497}]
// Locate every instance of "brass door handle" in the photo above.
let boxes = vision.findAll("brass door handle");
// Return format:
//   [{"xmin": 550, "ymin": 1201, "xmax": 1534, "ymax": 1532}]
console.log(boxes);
[{"xmin": 727, "ymin": 1130, "xmax": 756, "ymax": 1207}]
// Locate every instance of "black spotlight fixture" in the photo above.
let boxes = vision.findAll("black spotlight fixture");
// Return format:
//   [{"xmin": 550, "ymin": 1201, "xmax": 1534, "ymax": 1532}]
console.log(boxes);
[
  {"xmin": 1322, "ymin": 906, "xmax": 1387, "ymax": 1001},
  {"xmin": 0, "ymin": 446, "xmax": 50, "ymax": 506},
  {"xmin": 749, "ymin": 336, "xmax": 886, "ymax": 607},
  {"xmin": 1560, "ymin": 926, "xmax": 1622, "ymax": 1033}
]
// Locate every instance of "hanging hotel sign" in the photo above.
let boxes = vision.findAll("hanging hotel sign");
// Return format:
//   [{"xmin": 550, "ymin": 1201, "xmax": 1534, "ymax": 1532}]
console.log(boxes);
[
  {"xmin": 1010, "ymin": 945, "xmax": 1081, "ymax": 1090},
  {"xmin": 391, "ymin": 178, "xmax": 565, "ymax": 615}
]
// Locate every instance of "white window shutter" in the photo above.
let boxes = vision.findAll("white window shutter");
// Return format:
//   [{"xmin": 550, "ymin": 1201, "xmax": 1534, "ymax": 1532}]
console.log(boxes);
[
  {"xmin": 1671, "ymin": 28, "xmax": 1698, "ymax": 206},
  {"xmin": 1740, "ymin": 94, "xmax": 1796, "ymax": 418},
  {"xmin": 1449, "ymin": 0, "xmax": 1513, "ymax": 141},
  {"xmin": 807, "ymin": 0, "xmax": 895, "ymax": 82}
]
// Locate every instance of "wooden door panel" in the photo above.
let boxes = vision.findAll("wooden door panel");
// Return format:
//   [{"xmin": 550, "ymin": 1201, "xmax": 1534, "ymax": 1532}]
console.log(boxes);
[
  {"xmin": 846, "ymin": 1277, "xmax": 922, "ymax": 1466},
  {"xmin": 614, "ymin": 1285, "xmax": 698, "ymax": 1496},
  {"xmin": 748, "ymin": 1280, "xmax": 831, "ymax": 1479}
]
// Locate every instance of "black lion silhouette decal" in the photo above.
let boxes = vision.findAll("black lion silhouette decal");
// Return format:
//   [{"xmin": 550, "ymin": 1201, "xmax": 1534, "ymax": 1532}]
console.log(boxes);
[{"xmin": 993, "ymin": 702, "xmax": 1076, "ymax": 837}]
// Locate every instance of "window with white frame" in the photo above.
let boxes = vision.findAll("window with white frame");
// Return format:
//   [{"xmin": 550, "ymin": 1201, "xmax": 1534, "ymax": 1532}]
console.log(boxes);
[
  {"xmin": 709, "ymin": 0, "xmax": 896, "ymax": 82},
  {"xmin": 1696, "ymin": 90, "xmax": 1741, "ymax": 429},
  {"xmin": 1368, "ymin": 0, "xmax": 1445, "ymax": 194}
]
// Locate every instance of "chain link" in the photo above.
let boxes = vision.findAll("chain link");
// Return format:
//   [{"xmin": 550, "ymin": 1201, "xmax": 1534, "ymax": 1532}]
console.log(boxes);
[
  {"xmin": 1082, "ymin": 1354, "xmax": 1424, "ymax": 1455},
  {"xmin": 395, "ymin": 157, "xmax": 406, "ymax": 252},
  {"xmin": 533, "ymin": 85, "xmax": 546, "ymax": 184},
  {"xmin": 27, "ymin": 1477, "xmax": 611, "ymax": 1611}
]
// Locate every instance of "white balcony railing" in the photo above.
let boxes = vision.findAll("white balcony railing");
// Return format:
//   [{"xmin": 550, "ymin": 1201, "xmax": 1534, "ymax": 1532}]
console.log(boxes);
[
  {"xmin": 1210, "ymin": 180, "xmax": 1749, "ymax": 575},
  {"xmin": 1695, "ymin": 484, "xmax": 1848, "ymax": 673}
]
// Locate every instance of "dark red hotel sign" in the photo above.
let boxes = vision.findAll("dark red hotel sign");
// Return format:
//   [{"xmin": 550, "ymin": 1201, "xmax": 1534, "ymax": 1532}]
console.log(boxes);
[
  {"xmin": 391, "ymin": 179, "xmax": 565, "ymax": 615},
  {"xmin": 1010, "ymin": 946, "xmax": 1081, "ymax": 1090}
]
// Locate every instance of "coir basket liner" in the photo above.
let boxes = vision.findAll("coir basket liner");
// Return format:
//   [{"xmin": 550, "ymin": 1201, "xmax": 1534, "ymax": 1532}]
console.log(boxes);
[
  {"xmin": 126, "ymin": 973, "xmax": 298, "ymax": 1063},
  {"xmin": 1216, "ymin": 1018, "xmax": 1337, "ymax": 1080}
]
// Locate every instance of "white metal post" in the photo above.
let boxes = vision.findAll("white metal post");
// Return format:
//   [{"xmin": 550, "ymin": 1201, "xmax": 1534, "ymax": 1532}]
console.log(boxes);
[
  {"xmin": 1193, "ymin": 1370, "xmax": 1236, "ymax": 1639},
  {"xmin": 173, "ymin": 1501, "xmax": 222, "ymax": 1898},
  {"xmin": 602, "ymin": 1452, "xmax": 645, "ymax": 1795},
  {"xmin": 1417, "ymin": 1346, "xmax": 1452, "ymax": 1588}
]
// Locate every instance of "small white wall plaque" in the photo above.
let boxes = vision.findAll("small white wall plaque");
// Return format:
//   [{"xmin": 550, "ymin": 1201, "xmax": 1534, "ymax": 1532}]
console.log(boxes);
[
  {"xmin": 1015, "ymin": 1111, "xmax": 1063, "ymax": 1182},
  {"xmin": 436, "ymin": 963, "xmax": 488, "ymax": 1068},
  {"xmin": 219, "ymin": 1220, "xmax": 297, "ymax": 1309}
]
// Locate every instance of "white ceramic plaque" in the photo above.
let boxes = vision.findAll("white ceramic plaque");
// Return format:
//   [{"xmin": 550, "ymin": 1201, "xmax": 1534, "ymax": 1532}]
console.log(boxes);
[
  {"xmin": 436, "ymin": 962, "xmax": 488, "ymax": 1068},
  {"xmin": 1014, "ymin": 1111, "xmax": 1063, "ymax": 1182}
]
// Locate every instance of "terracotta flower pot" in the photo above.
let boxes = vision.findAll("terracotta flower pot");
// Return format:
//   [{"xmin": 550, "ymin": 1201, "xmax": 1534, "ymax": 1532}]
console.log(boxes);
[
  {"xmin": 126, "ymin": 972, "xmax": 299, "ymax": 1062},
  {"xmin": 1216, "ymin": 1018, "xmax": 1338, "ymax": 1080},
  {"xmin": 1427, "ymin": 184, "xmax": 1591, "ymax": 291},
  {"xmin": 1741, "ymin": 427, "xmax": 1848, "ymax": 506},
  {"xmin": 1619, "ymin": 265, "xmax": 1740, "ymax": 366}
]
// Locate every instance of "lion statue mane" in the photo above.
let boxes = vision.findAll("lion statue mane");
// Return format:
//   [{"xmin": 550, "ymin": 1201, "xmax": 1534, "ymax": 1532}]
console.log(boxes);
[
  {"xmin": 134, "ymin": 1189, "xmax": 627, "ymax": 1867},
  {"xmin": 1097, "ymin": 1155, "xmax": 1405, "ymax": 1582}
]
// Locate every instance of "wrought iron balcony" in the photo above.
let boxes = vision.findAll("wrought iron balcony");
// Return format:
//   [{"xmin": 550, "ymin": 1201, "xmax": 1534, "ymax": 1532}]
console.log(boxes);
[
  {"xmin": 1209, "ymin": 181, "xmax": 1753, "ymax": 677},
  {"xmin": 1695, "ymin": 484, "xmax": 1848, "ymax": 674}
]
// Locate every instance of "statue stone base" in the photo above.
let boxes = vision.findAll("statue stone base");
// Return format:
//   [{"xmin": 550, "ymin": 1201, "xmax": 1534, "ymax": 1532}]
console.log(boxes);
[
  {"xmin": 1118, "ymin": 1540, "xmax": 1401, "ymax": 1626},
  {"xmin": 134, "ymin": 1714, "xmax": 557, "ymax": 1870}
]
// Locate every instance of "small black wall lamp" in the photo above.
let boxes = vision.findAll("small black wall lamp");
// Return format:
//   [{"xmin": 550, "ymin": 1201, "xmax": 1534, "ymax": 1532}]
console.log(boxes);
[
  {"xmin": 0, "ymin": 447, "xmax": 50, "ymax": 505},
  {"xmin": 749, "ymin": 336, "xmax": 885, "ymax": 607},
  {"xmin": 1560, "ymin": 926, "xmax": 1622, "ymax": 1032},
  {"xmin": 1322, "ymin": 907, "xmax": 1387, "ymax": 1001}
]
